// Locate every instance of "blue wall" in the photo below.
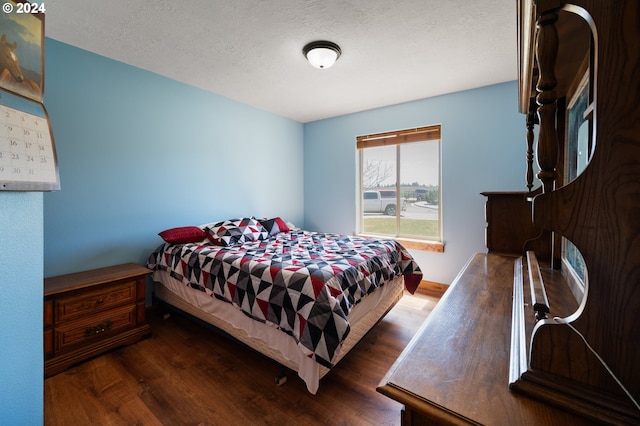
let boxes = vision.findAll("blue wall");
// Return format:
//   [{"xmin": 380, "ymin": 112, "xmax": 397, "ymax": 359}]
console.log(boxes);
[
  {"xmin": 43, "ymin": 39, "xmax": 304, "ymax": 277},
  {"xmin": 0, "ymin": 192, "xmax": 43, "ymax": 425},
  {"xmin": 303, "ymin": 81, "xmax": 527, "ymax": 284}
]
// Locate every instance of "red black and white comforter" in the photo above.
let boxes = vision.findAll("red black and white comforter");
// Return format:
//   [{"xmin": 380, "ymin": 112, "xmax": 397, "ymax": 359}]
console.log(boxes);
[{"xmin": 147, "ymin": 230, "xmax": 422, "ymax": 367}]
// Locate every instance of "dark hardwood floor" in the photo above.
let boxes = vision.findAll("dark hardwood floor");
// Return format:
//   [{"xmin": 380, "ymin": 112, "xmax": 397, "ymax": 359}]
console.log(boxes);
[{"xmin": 44, "ymin": 289, "xmax": 440, "ymax": 426}]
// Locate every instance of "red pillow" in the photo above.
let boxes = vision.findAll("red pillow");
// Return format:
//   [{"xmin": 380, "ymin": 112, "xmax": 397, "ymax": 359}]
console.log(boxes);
[{"xmin": 158, "ymin": 226, "xmax": 207, "ymax": 244}]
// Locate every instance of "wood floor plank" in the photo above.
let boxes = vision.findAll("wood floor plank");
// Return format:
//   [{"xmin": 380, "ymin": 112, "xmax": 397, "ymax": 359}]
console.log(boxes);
[{"xmin": 44, "ymin": 290, "xmax": 439, "ymax": 426}]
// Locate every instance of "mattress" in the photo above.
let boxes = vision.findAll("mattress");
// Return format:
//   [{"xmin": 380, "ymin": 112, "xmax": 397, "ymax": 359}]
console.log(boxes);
[{"xmin": 152, "ymin": 269, "xmax": 405, "ymax": 394}]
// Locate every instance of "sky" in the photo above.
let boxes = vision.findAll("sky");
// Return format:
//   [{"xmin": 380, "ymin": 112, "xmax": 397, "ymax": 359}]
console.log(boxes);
[{"xmin": 362, "ymin": 141, "xmax": 440, "ymax": 188}]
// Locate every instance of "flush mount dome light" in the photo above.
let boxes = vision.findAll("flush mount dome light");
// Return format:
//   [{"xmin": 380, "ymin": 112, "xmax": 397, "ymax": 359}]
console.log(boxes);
[{"xmin": 303, "ymin": 41, "xmax": 341, "ymax": 69}]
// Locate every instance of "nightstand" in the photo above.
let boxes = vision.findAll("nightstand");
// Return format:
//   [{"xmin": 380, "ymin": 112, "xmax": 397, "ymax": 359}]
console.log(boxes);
[{"xmin": 44, "ymin": 263, "xmax": 152, "ymax": 377}]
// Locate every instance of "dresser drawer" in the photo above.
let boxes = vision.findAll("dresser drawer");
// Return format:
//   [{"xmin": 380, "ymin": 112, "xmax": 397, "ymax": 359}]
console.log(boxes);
[
  {"xmin": 54, "ymin": 304, "xmax": 136, "ymax": 352},
  {"xmin": 55, "ymin": 280, "xmax": 136, "ymax": 323}
]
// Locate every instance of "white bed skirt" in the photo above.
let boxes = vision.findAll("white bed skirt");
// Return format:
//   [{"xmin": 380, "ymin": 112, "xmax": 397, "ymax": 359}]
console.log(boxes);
[{"xmin": 152, "ymin": 270, "xmax": 404, "ymax": 394}]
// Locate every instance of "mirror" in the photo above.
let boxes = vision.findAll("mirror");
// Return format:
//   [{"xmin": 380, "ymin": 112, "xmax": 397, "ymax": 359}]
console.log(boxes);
[
  {"xmin": 565, "ymin": 72, "xmax": 592, "ymax": 185},
  {"xmin": 562, "ymin": 70, "xmax": 592, "ymax": 291}
]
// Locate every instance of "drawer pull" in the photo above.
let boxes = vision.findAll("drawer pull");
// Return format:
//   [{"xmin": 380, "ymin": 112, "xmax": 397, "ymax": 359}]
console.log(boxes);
[
  {"xmin": 84, "ymin": 320, "xmax": 113, "ymax": 336},
  {"xmin": 96, "ymin": 298, "xmax": 104, "ymax": 304}
]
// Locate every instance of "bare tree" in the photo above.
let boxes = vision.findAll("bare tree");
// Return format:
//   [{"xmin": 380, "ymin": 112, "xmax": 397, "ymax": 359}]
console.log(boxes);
[{"xmin": 362, "ymin": 159, "xmax": 394, "ymax": 190}]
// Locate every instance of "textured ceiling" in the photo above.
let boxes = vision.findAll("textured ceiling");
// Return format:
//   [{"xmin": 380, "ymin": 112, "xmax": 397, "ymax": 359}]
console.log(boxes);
[{"xmin": 45, "ymin": 0, "xmax": 517, "ymax": 123}]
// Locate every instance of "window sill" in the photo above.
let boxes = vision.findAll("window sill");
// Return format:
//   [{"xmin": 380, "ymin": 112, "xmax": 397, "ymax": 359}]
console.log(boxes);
[
  {"xmin": 356, "ymin": 234, "xmax": 444, "ymax": 253},
  {"xmin": 397, "ymin": 238, "xmax": 444, "ymax": 252}
]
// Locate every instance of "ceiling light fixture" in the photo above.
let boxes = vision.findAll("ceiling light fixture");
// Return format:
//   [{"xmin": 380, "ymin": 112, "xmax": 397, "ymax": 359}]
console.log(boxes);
[{"xmin": 303, "ymin": 41, "xmax": 341, "ymax": 69}]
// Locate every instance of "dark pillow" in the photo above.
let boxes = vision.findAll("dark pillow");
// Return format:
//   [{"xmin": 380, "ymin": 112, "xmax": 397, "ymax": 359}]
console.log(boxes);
[
  {"xmin": 158, "ymin": 226, "xmax": 207, "ymax": 244},
  {"xmin": 204, "ymin": 217, "xmax": 269, "ymax": 246},
  {"xmin": 259, "ymin": 217, "xmax": 291, "ymax": 236}
]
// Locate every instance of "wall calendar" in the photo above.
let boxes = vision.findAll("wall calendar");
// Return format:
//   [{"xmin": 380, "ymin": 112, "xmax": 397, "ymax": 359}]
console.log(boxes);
[
  {"xmin": 0, "ymin": 90, "xmax": 59, "ymax": 190},
  {"xmin": 0, "ymin": 1, "xmax": 59, "ymax": 191}
]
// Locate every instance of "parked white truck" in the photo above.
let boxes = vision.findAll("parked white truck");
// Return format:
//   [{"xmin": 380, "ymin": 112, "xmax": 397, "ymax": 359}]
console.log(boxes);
[{"xmin": 363, "ymin": 190, "xmax": 406, "ymax": 215}]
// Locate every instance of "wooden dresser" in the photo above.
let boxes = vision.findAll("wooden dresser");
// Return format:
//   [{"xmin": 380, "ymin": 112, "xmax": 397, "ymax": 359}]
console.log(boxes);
[
  {"xmin": 379, "ymin": 0, "xmax": 639, "ymax": 424},
  {"xmin": 377, "ymin": 253, "xmax": 595, "ymax": 425},
  {"xmin": 44, "ymin": 263, "xmax": 152, "ymax": 377}
]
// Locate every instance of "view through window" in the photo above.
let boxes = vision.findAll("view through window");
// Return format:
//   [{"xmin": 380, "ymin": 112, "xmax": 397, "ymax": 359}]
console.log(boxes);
[{"xmin": 357, "ymin": 125, "xmax": 441, "ymax": 243}]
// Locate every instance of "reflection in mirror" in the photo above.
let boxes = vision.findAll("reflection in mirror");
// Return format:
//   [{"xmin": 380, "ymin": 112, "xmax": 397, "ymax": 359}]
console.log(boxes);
[
  {"xmin": 562, "ymin": 70, "xmax": 591, "ymax": 295},
  {"xmin": 575, "ymin": 121, "xmax": 589, "ymax": 174},
  {"xmin": 563, "ymin": 237, "xmax": 587, "ymax": 290},
  {"xmin": 565, "ymin": 73, "xmax": 592, "ymax": 184}
]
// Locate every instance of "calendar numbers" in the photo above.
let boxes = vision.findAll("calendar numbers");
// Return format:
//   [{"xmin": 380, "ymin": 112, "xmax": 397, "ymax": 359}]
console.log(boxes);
[{"xmin": 0, "ymin": 103, "xmax": 57, "ymax": 186}]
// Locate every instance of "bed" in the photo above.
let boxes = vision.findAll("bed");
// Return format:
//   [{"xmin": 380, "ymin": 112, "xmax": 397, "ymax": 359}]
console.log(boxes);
[{"xmin": 146, "ymin": 217, "xmax": 422, "ymax": 394}]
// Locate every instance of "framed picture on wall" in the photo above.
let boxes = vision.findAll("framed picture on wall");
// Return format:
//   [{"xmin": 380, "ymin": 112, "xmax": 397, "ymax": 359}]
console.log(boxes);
[{"xmin": 0, "ymin": 0, "xmax": 44, "ymax": 102}]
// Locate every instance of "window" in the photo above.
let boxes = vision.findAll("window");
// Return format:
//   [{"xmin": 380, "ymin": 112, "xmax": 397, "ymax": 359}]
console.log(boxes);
[{"xmin": 357, "ymin": 125, "xmax": 443, "ymax": 251}]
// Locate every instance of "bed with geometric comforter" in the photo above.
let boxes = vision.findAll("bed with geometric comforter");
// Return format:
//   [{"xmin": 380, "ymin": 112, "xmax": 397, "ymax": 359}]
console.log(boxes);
[{"xmin": 147, "ymin": 217, "xmax": 422, "ymax": 393}]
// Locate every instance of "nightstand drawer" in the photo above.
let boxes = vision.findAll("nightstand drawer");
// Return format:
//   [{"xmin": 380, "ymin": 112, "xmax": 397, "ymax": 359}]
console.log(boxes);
[
  {"xmin": 54, "ymin": 304, "xmax": 136, "ymax": 351},
  {"xmin": 55, "ymin": 280, "xmax": 136, "ymax": 323}
]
